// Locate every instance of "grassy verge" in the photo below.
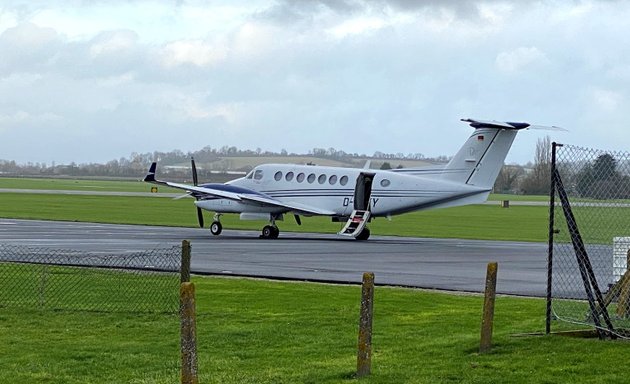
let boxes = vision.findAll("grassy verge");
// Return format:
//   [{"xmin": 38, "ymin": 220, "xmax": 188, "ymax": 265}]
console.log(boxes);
[
  {"xmin": 0, "ymin": 193, "xmax": 550, "ymax": 241},
  {"xmin": 0, "ymin": 276, "xmax": 626, "ymax": 384},
  {"xmin": 0, "ymin": 177, "xmax": 164, "ymax": 192}
]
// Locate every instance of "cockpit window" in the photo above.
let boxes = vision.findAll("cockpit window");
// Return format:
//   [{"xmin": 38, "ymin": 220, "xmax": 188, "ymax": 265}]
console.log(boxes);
[
  {"xmin": 254, "ymin": 170, "xmax": 264, "ymax": 180},
  {"xmin": 246, "ymin": 171, "xmax": 254, "ymax": 179}
]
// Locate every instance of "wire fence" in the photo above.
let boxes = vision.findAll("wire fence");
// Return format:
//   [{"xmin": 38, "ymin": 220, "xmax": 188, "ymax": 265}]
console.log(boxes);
[
  {"xmin": 0, "ymin": 243, "xmax": 181, "ymax": 313},
  {"xmin": 549, "ymin": 143, "xmax": 630, "ymax": 338}
]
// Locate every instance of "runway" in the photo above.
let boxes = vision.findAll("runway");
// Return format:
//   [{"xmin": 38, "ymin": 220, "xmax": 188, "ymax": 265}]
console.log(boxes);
[{"xmin": 0, "ymin": 218, "xmax": 549, "ymax": 296}]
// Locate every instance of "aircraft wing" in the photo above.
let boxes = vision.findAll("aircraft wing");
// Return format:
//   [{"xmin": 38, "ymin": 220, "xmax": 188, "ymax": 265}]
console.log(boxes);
[{"xmin": 143, "ymin": 163, "xmax": 335, "ymax": 215}]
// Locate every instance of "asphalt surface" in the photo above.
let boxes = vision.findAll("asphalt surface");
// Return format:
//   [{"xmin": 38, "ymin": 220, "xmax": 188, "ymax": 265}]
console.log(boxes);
[{"xmin": 0, "ymin": 218, "xmax": 550, "ymax": 296}]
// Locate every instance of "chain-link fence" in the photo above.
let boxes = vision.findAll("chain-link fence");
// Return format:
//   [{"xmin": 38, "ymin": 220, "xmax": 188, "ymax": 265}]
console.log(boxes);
[
  {"xmin": 0, "ymin": 243, "xmax": 181, "ymax": 313},
  {"xmin": 548, "ymin": 143, "xmax": 630, "ymax": 338}
]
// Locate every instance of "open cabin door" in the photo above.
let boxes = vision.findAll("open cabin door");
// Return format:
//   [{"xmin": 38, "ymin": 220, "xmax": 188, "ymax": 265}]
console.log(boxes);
[{"xmin": 338, "ymin": 172, "xmax": 375, "ymax": 238}]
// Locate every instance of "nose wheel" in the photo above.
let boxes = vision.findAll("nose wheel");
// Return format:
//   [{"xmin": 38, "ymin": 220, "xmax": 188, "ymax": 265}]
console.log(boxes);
[
  {"xmin": 210, "ymin": 214, "xmax": 223, "ymax": 236},
  {"xmin": 261, "ymin": 225, "xmax": 279, "ymax": 239},
  {"xmin": 210, "ymin": 221, "xmax": 222, "ymax": 236}
]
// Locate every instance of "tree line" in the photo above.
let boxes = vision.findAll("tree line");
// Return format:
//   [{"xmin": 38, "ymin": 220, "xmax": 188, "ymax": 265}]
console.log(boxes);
[{"xmin": 0, "ymin": 146, "xmax": 442, "ymax": 179}]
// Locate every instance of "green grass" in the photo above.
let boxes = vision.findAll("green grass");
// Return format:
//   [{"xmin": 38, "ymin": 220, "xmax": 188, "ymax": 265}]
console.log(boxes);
[
  {"xmin": 0, "ymin": 177, "xmax": 161, "ymax": 192},
  {"xmin": 488, "ymin": 193, "xmax": 549, "ymax": 202},
  {"xmin": 1, "ymin": 276, "xmax": 628, "ymax": 384},
  {"xmin": 0, "ymin": 192, "xmax": 550, "ymax": 241}
]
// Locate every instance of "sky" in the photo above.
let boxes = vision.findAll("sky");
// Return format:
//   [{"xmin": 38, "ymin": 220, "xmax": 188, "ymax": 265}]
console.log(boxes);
[{"xmin": 1, "ymin": 0, "xmax": 629, "ymax": 165}]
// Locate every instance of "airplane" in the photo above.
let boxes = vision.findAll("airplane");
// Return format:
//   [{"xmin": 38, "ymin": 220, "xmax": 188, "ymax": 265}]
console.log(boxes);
[{"xmin": 143, "ymin": 118, "xmax": 561, "ymax": 240}]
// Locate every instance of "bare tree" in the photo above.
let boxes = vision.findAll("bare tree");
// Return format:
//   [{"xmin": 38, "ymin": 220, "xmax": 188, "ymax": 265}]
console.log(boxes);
[{"xmin": 519, "ymin": 136, "xmax": 552, "ymax": 195}]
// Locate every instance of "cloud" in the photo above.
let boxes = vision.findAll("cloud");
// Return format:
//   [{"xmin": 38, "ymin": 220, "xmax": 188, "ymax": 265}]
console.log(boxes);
[
  {"xmin": 89, "ymin": 29, "xmax": 138, "ymax": 57},
  {"xmin": 495, "ymin": 46, "xmax": 549, "ymax": 73},
  {"xmin": 160, "ymin": 39, "xmax": 227, "ymax": 68},
  {"xmin": 0, "ymin": 22, "xmax": 61, "ymax": 74},
  {"xmin": 1, "ymin": 1, "xmax": 630, "ymax": 165}
]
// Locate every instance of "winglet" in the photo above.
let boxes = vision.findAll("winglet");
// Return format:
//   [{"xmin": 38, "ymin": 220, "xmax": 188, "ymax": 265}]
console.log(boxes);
[{"xmin": 143, "ymin": 162, "xmax": 157, "ymax": 183}]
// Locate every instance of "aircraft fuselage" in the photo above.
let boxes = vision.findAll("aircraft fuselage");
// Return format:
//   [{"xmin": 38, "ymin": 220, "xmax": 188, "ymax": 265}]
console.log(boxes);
[{"xmin": 195, "ymin": 163, "xmax": 490, "ymax": 217}]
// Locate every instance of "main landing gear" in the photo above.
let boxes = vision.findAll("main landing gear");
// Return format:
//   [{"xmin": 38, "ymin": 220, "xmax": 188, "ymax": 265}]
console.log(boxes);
[
  {"xmin": 209, "ymin": 213, "xmax": 281, "ymax": 239},
  {"xmin": 260, "ymin": 214, "xmax": 280, "ymax": 239},
  {"xmin": 261, "ymin": 225, "xmax": 279, "ymax": 239}
]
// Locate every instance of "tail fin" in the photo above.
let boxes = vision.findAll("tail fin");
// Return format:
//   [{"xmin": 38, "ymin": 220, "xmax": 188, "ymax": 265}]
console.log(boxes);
[
  {"xmin": 441, "ymin": 119, "xmax": 529, "ymax": 188},
  {"xmin": 143, "ymin": 162, "xmax": 157, "ymax": 183}
]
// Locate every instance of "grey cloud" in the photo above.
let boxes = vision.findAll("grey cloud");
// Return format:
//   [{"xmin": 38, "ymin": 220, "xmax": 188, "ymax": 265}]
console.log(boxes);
[{"xmin": 0, "ymin": 23, "xmax": 62, "ymax": 75}]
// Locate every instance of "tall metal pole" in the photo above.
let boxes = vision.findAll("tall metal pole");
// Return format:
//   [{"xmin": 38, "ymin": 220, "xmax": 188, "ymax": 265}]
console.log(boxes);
[{"xmin": 546, "ymin": 142, "xmax": 560, "ymax": 334}]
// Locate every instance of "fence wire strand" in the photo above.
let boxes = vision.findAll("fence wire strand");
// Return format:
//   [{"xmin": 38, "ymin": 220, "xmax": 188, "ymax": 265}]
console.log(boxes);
[
  {"xmin": 0, "ymin": 243, "xmax": 181, "ymax": 313},
  {"xmin": 551, "ymin": 144, "xmax": 630, "ymax": 337}
]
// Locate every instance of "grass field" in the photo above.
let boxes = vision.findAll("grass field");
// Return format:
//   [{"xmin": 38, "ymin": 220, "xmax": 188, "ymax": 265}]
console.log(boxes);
[
  {"xmin": 0, "ymin": 176, "xmax": 554, "ymax": 241},
  {"xmin": 0, "ymin": 192, "xmax": 550, "ymax": 242},
  {"xmin": 1, "ymin": 276, "xmax": 628, "ymax": 384},
  {"xmin": 0, "ymin": 177, "xmax": 181, "ymax": 193},
  {"xmin": 2, "ymin": 178, "xmax": 628, "ymax": 382}
]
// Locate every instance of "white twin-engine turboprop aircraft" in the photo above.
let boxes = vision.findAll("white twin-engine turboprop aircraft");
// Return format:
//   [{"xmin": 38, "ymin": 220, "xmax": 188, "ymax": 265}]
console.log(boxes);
[{"xmin": 144, "ymin": 118, "xmax": 556, "ymax": 240}]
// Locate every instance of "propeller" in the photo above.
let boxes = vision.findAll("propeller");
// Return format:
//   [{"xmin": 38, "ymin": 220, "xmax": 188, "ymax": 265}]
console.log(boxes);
[{"xmin": 191, "ymin": 157, "xmax": 204, "ymax": 228}]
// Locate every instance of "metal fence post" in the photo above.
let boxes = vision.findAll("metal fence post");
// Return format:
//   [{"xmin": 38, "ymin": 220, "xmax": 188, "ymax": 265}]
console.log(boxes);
[
  {"xmin": 357, "ymin": 272, "xmax": 375, "ymax": 378},
  {"xmin": 181, "ymin": 240, "xmax": 191, "ymax": 284},
  {"xmin": 480, "ymin": 262, "xmax": 498, "ymax": 354},
  {"xmin": 180, "ymin": 282, "xmax": 198, "ymax": 384}
]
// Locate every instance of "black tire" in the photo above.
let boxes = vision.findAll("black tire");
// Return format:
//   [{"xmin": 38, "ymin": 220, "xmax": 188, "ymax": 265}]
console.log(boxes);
[
  {"xmin": 356, "ymin": 227, "xmax": 370, "ymax": 241},
  {"xmin": 271, "ymin": 226, "xmax": 280, "ymax": 239},
  {"xmin": 210, "ymin": 221, "xmax": 222, "ymax": 236},
  {"xmin": 262, "ymin": 225, "xmax": 274, "ymax": 239}
]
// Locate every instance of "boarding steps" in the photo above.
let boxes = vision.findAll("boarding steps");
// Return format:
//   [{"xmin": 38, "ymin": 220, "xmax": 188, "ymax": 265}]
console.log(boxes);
[{"xmin": 338, "ymin": 210, "xmax": 371, "ymax": 238}]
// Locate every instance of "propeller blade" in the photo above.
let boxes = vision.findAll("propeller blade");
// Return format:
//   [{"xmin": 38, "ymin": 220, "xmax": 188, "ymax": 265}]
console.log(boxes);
[
  {"xmin": 173, "ymin": 192, "xmax": 192, "ymax": 200},
  {"xmin": 191, "ymin": 157, "xmax": 199, "ymax": 186},
  {"xmin": 197, "ymin": 207, "xmax": 204, "ymax": 228}
]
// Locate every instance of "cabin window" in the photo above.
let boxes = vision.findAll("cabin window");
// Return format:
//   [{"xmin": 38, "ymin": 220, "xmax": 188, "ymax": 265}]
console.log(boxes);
[
  {"xmin": 286, "ymin": 172, "xmax": 294, "ymax": 181},
  {"xmin": 297, "ymin": 173, "xmax": 305, "ymax": 182},
  {"xmin": 380, "ymin": 179, "xmax": 391, "ymax": 187},
  {"xmin": 274, "ymin": 171, "xmax": 282, "ymax": 181},
  {"xmin": 329, "ymin": 175, "xmax": 337, "ymax": 185},
  {"xmin": 254, "ymin": 170, "xmax": 263, "ymax": 180},
  {"xmin": 307, "ymin": 173, "xmax": 316, "ymax": 183},
  {"xmin": 318, "ymin": 174, "xmax": 326, "ymax": 184},
  {"xmin": 340, "ymin": 175, "xmax": 349, "ymax": 186}
]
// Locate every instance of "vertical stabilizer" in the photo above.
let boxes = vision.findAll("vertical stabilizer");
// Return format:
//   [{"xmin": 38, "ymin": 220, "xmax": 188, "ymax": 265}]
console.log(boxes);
[{"xmin": 441, "ymin": 119, "xmax": 528, "ymax": 188}]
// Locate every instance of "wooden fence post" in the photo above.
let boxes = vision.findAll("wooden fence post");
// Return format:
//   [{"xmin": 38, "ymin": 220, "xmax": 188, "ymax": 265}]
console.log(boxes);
[
  {"xmin": 480, "ymin": 262, "xmax": 498, "ymax": 354},
  {"xmin": 181, "ymin": 240, "xmax": 191, "ymax": 284},
  {"xmin": 180, "ymin": 282, "xmax": 198, "ymax": 384},
  {"xmin": 357, "ymin": 272, "xmax": 375, "ymax": 378}
]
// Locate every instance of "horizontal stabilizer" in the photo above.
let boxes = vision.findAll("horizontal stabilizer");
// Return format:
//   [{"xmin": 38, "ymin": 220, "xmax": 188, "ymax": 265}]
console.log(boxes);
[
  {"xmin": 461, "ymin": 118, "xmax": 530, "ymax": 130},
  {"xmin": 462, "ymin": 118, "xmax": 566, "ymax": 131}
]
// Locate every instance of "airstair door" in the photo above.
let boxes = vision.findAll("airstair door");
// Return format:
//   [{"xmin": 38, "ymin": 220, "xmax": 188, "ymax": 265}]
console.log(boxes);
[
  {"xmin": 353, "ymin": 172, "xmax": 375, "ymax": 211},
  {"xmin": 338, "ymin": 172, "xmax": 375, "ymax": 238}
]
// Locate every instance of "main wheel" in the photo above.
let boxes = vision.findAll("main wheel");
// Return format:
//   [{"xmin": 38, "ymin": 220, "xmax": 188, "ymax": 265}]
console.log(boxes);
[
  {"xmin": 210, "ymin": 221, "xmax": 222, "ymax": 236},
  {"xmin": 262, "ymin": 225, "xmax": 274, "ymax": 239},
  {"xmin": 261, "ymin": 225, "xmax": 280, "ymax": 239},
  {"xmin": 356, "ymin": 227, "xmax": 370, "ymax": 241}
]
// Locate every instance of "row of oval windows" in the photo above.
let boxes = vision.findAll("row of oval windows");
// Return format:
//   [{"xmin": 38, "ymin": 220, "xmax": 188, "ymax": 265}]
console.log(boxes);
[{"xmin": 270, "ymin": 170, "xmax": 391, "ymax": 187}]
